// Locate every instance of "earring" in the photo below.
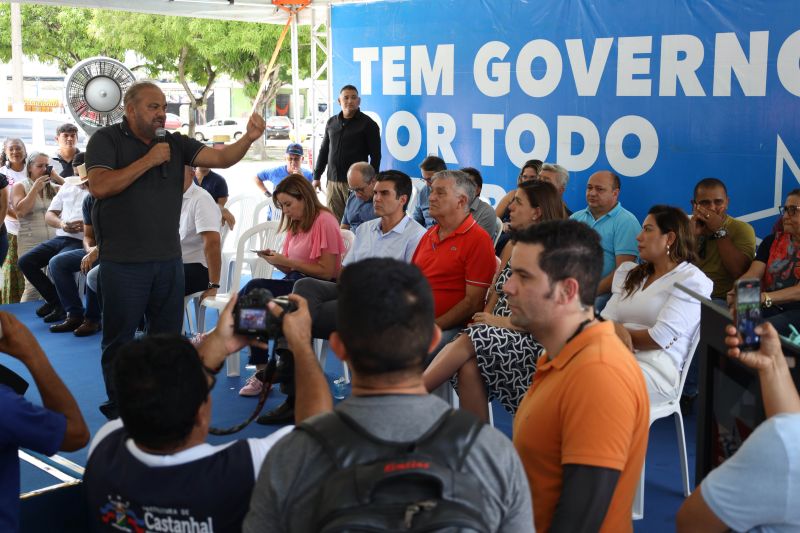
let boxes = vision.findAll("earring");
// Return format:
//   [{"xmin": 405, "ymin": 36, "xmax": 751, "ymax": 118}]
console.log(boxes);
[{"xmin": 666, "ymin": 244, "xmax": 671, "ymax": 256}]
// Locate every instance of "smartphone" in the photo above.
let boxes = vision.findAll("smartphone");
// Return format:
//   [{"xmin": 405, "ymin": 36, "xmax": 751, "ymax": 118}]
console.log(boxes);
[
  {"xmin": 45, "ymin": 165, "xmax": 53, "ymax": 176},
  {"xmin": 735, "ymin": 278, "xmax": 762, "ymax": 351}
]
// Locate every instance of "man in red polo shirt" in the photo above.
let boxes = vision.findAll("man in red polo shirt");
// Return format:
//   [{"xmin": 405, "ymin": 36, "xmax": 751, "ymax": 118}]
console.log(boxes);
[{"xmin": 411, "ymin": 169, "xmax": 496, "ymax": 354}]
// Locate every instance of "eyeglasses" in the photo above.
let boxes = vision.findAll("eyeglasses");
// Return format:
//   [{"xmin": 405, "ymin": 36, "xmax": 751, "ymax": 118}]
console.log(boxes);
[
  {"xmin": 348, "ymin": 186, "xmax": 367, "ymax": 194},
  {"xmin": 779, "ymin": 205, "xmax": 800, "ymax": 216}
]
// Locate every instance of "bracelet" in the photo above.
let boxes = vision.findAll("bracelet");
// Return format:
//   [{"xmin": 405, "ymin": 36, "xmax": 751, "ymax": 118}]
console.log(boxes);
[{"xmin": 208, "ymin": 282, "xmax": 220, "ymax": 289}]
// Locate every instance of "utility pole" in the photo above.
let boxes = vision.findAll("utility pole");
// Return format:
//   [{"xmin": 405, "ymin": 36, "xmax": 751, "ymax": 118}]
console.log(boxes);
[{"xmin": 10, "ymin": 1, "xmax": 25, "ymax": 112}]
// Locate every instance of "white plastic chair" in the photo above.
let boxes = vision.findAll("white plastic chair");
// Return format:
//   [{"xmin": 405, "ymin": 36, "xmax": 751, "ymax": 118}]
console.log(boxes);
[
  {"xmin": 220, "ymin": 194, "xmax": 263, "ymax": 290},
  {"xmin": 197, "ymin": 221, "xmax": 284, "ymax": 376},
  {"xmin": 340, "ymin": 229, "xmax": 355, "ymax": 259},
  {"xmin": 632, "ymin": 331, "xmax": 700, "ymax": 520},
  {"xmin": 407, "ymin": 178, "xmax": 427, "ymax": 215},
  {"xmin": 480, "ymin": 184, "xmax": 506, "ymax": 209},
  {"xmin": 183, "ymin": 224, "xmax": 230, "ymax": 336},
  {"xmin": 493, "ymin": 217, "xmax": 503, "ymax": 247}
]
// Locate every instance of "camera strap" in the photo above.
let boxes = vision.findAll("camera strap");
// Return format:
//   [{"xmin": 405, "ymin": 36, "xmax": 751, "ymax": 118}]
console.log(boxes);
[{"xmin": 208, "ymin": 349, "xmax": 277, "ymax": 436}]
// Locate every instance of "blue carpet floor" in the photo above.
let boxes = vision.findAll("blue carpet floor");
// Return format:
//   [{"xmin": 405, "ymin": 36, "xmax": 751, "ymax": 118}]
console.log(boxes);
[{"xmin": 3, "ymin": 300, "xmax": 693, "ymax": 531}]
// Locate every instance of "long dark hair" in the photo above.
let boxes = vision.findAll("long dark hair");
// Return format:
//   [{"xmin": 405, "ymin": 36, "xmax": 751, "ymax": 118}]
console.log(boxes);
[
  {"xmin": 622, "ymin": 205, "xmax": 696, "ymax": 297},
  {"xmin": 517, "ymin": 180, "xmax": 564, "ymax": 222}
]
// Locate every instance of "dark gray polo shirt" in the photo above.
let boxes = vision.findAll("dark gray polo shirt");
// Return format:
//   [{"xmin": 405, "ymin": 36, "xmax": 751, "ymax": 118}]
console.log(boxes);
[{"xmin": 85, "ymin": 118, "xmax": 205, "ymax": 262}]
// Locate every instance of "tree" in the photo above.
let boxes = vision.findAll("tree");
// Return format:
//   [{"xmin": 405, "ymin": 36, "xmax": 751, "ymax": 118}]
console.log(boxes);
[
  {"xmin": 0, "ymin": 4, "xmax": 125, "ymax": 72},
  {"xmin": 90, "ymin": 11, "xmax": 312, "ymax": 137}
]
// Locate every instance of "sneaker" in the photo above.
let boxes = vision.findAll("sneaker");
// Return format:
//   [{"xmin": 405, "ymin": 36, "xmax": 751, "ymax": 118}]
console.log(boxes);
[{"xmin": 239, "ymin": 374, "xmax": 263, "ymax": 396}]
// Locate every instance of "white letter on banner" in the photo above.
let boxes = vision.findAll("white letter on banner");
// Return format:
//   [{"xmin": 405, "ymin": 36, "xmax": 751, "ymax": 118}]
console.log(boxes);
[
  {"xmin": 617, "ymin": 36, "xmax": 653, "ymax": 96},
  {"xmin": 472, "ymin": 114, "xmax": 504, "ymax": 166},
  {"xmin": 659, "ymin": 35, "xmax": 706, "ymax": 96},
  {"xmin": 353, "ymin": 47, "xmax": 379, "ymax": 95},
  {"xmin": 605, "ymin": 116, "xmax": 658, "ymax": 177},
  {"xmin": 713, "ymin": 31, "xmax": 769, "ymax": 96},
  {"xmin": 427, "ymin": 113, "xmax": 458, "ymax": 164},
  {"xmin": 565, "ymin": 38, "xmax": 613, "ymax": 96},
  {"xmin": 382, "ymin": 46, "xmax": 406, "ymax": 95},
  {"xmin": 777, "ymin": 29, "xmax": 800, "ymax": 97},
  {"xmin": 517, "ymin": 39, "xmax": 563, "ymax": 97},
  {"xmin": 411, "ymin": 44, "xmax": 454, "ymax": 96},
  {"xmin": 506, "ymin": 114, "xmax": 550, "ymax": 167},
  {"xmin": 474, "ymin": 41, "xmax": 511, "ymax": 97},
  {"xmin": 385, "ymin": 111, "xmax": 421, "ymax": 162},
  {"xmin": 557, "ymin": 116, "xmax": 600, "ymax": 172}
]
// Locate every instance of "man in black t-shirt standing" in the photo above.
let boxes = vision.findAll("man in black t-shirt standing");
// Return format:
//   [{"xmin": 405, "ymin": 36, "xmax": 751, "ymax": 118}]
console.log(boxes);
[{"xmin": 85, "ymin": 80, "xmax": 265, "ymax": 419}]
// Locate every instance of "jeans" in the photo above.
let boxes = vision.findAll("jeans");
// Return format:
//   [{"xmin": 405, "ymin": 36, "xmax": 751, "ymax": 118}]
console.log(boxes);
[
  {"xmin": 48, "ymin": 248, "xmax": 100, "ymax": 320},
  {"xmin": 99, "ymin": 258, "xmax": 184, "ymax": 403},
  {"xmin": 17, "ymin": 236, "xmax": 83, "ymax": 305},
  {"xmin": 86, "ymin": 265, "xmax": 99, "ymax": 293}
]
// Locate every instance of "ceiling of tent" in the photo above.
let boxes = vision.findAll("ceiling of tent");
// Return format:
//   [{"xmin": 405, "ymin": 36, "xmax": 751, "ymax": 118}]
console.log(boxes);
[{"xmin": 8, "ymin": 0, "xmax": 366, "ymax": 24}]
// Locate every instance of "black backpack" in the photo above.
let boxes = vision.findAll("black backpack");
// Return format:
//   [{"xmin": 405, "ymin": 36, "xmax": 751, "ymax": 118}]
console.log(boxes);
[{"xmin": 297, "ymin": 408, "xmax": 491, "ymax": 532}]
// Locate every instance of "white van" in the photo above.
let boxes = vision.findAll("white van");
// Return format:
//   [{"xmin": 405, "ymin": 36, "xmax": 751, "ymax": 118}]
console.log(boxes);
[{"xmin": 0, "ymin": 112, "xmax": 88, "ymax": 158}]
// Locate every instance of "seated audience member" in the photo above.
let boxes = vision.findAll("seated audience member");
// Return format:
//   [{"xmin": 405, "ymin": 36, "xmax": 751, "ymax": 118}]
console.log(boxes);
[
  {"xmin": 293, "ymin": 169, "xmax": 426, "ymax": 341},
  {"xmin": 677, "ymin": 321, "xmax": 800, "ymax": 532},
  {"xmin": 12, "ymin": 152, "xmax": 61, "ymax": 303},
  {"xmin": 493, "ymin": 159, "xmax": 542, "ymax": 255},
  {"xmin": 424, "ymin": 180, "xmax": 564, "ymax": 421},
  {"xmin": 684, "ymin": 177, "xmax": 755, "ymax": 407},
  {"xmin": 602, "ymin": 205, "xmax": 712, "ymax": 403},
  {"xmin": 506, "ymin": 220, "xmax": 649, "ymax": 532},
  {"xmin": 494, "ymin": 159, "xmax": 541, "ymax": 219},
  {"xmin": 570, "ymin": 170, "xmax": 640, "ymax": 311},
  {"xmin": 253, "ymin": 143, "xmax": 313, "ymax": 197},
  {"xmin": 1, "ymin": 138, "xmax": 29, "ymax": 304},
  {"xmin": 238, "ymin": 174, "xmax": 344, "ymax": 401},
  {"xmin": 0, "ymin": 163, "xmax": 9, "ymax": 266},
  {"xmin": 727, "ymin": 188, "xmax": 800, "ymax": 337},
  {"xmin": 47, "ymin": 155, "xmax": 102, "ymax": 335},
  {"xmin": 49, "ymin": 122, "xmax": 80, "ymax": 179},
  {"xmin": 460, "ymin": 167, "xmax": 498, "ymax": 241},
  {"xmin": 83, "ymin": 296, "xmax": 332, "ymax": 532},
  {"xmin": 340, "ymin": 161, "xmax": 377, "ymax": 230},
  {"xmin": 180, "ymin": 166, "xmax": 221, "ymax": 300},
  {"xmin": 18, "ymin": 154, "xmax": 90, "ymax": 322},
  {"xmin": 412, "ymin": 155, "xmax": 447, "ymax": 229},
  {"xmin": 411, "ymin": 170, "xmax": 496, "ymax": 352},
  {"xmin": 242, "ymin": 258, "xmax": 533, "ymax": 532},
  {"xmin": 0, "ymin": 312, "xmax": 89, "ymax": 532},
  {"xmin": 537, "ymin": 162, "xmax": 572, "ymax": 216},
  {"xmin": 194, "ymin": 166, "xmax": 235, "ymax": 229}
]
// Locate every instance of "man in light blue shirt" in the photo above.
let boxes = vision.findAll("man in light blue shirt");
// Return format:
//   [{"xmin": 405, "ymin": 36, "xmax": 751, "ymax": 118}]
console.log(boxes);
[
  {"xmin": 340, "ymin": 162, "xmax": 377, "ymax": 230},
  {"xmin": 253, "ymin": 143, "xmax": 313, "ymax": 196},
  {"xmin": 570, "ymin": 170, "xmax": 640, "ymax": 310},
  {"xmin": 412, "ymin": 155, "xmax": 447, "ymax": 229},
  {"xmin": 677, "ymin": 322, "xmax": 800, "ymax": 533},
  {"xmin": 295, "ymin": 169, "xmax": 426, "ymax": 338}
]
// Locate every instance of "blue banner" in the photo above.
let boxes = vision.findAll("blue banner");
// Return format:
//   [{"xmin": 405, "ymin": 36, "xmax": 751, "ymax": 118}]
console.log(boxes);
[{"xmin": 331, "ymin": 0, "xmax": 800, "ymax": 235}]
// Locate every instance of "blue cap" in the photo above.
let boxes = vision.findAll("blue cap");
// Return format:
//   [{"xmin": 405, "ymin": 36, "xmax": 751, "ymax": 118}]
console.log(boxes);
[{"xmin": 286, "ymin": 143, "xmax": 304, "ymax": 156}]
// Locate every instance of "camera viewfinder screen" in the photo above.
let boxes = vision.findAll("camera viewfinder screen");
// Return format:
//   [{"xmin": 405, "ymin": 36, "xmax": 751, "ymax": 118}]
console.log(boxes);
[{"xmin": 239, "ymin": 308, "xmax": 268, "ymax": 331}]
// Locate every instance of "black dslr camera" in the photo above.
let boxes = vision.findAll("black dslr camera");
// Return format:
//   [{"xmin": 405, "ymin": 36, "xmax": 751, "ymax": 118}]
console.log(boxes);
[{"xmin": 234, "ymin": 288, "xmax": 296, "ymax": 339}]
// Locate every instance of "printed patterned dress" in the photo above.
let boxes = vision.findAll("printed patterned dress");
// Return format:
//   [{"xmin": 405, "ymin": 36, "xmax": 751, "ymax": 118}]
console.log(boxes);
[{"xmin": 458, "ymin": 262, "xmax": 544, "ymax": 414}]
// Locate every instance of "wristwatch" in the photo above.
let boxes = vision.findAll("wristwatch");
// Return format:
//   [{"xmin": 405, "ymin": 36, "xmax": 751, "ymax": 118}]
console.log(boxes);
[
  {"xmin": 208, "ymin": 282, "xmax": 220, "ymax": 289},
  {"xmin": 763, "ymin": 293, "xmax": 773, "ymax": 308},
  {"xmin": 713, "ymin": 227, "xmax": 728, "ymax": 239}
]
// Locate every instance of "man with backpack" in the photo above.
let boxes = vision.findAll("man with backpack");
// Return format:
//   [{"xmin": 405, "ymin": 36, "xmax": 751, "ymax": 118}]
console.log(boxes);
[{"xmin": 243, "ymin": 258, "xmax": 533, "ymax": 532}]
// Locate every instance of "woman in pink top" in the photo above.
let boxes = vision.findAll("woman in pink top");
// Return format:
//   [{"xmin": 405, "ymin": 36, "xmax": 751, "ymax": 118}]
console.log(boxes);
[{"xmin": 238, "ymin": 173, "xmax": 345, "ymax": 405}]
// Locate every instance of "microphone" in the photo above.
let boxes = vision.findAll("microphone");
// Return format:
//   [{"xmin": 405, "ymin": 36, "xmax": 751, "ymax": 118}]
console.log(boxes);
[{"xmin": 155, "ymin": 127, "xmax": 168, "ymax": 179}]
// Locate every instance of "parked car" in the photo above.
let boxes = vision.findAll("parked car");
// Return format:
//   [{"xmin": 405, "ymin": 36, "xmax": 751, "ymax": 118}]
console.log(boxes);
[
  {"xmin": 193, "ymin": 118, "xmax": 244, "ymax": 142},
  {"xmin": 0, "ymin": 112, "xmax": 88, "ymax": 156},
  {"xmin": 164, "ymin": 113, "xmax": 186, "ymax": 130},
  {"xmin": 266, "ymin": 116, "xmax": 292, "ymax": 139}
]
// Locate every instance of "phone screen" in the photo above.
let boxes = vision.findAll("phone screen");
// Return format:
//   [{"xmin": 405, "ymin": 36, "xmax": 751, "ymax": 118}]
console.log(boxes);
[{"xmin": 735, "ymin": 279, "xmax": 762, "ymax": 351}]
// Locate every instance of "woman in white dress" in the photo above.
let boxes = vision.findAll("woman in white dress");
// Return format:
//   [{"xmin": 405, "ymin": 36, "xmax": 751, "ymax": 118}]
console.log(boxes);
[{"xmin": 601, "ymin": 204, "xmax": 713, "ymax": 404}]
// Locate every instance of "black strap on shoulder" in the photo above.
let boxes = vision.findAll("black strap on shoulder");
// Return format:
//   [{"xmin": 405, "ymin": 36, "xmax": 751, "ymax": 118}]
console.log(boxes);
[{"xmin": 297, "ymin": 407, "xmax": 484, "ymax": 471}]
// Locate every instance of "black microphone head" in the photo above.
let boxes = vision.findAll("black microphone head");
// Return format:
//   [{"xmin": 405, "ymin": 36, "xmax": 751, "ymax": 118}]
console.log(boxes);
[{"xmin": 155, "ymin": 127, "xmax": 167, "ymax": 141}]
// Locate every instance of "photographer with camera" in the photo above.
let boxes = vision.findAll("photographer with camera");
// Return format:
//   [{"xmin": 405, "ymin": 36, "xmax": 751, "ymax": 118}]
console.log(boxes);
[
  {"xmin": 243, "ymin": 258, "xmax": 532, "ymax": 532},
  {"xmin": 83, "ymin": 293, "xmax": 331, "ymax": 532},
  {"xmin": 0, "ymin": 312, "xmax": 89, "ymax": 532}
]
